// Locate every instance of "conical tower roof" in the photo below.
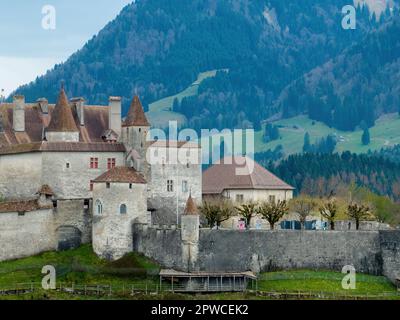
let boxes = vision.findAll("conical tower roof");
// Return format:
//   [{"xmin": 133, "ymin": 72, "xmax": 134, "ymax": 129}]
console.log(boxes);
[
  {"xmin": 184, "ymin": 194, "xmax": 198, "ymax": 215},
  {"xmin": 123, "ymin": 96, "xmax": 150, "ymax": 127},
  {"xmin": 47, "ymin": 87, "xmax": 79, "ymax": 132}
]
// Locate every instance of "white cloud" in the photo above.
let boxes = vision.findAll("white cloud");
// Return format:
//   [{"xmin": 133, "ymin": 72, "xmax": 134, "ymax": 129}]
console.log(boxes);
[{"xmin": 0, "ymin": 56, "xmax": 61, "ymax": 96}]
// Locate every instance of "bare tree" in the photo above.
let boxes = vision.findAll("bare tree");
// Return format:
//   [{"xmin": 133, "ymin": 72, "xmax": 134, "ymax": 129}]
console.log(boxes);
[
  {"xmin": 319, "ymin": 199, "xmax": 338, "ymax": 230},
  {"xmin": 235, "ymin": 202, "xmax": 257, "ymax": 229},
  {"xmin": 347, "ymin": 203, "xmax": 373, "ymax": 230},
  {"xmin": 257, "ymin": 200, "xmax": 288, "ymax": 230},
  {"xmin": 199, "ymin": 200, "xmax": 233, "ymax": 229},
  {"xmin": 290, "ymin": 196, "xmax": 317, "ymax": 230}
]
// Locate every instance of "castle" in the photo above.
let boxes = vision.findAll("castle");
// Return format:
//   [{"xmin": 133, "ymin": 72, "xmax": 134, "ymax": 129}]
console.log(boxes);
[{"xmin": 0, "ymin": 87, "xmax": 202, "ymax": 261}]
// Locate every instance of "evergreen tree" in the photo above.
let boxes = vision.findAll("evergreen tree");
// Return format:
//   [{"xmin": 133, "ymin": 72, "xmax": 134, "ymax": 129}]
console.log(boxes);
[
  {"xmin": 303, "ymin": 132, "xmax": 311, "ymax": 153},
  {"xmin": 362, "ymin": 128, "xmax": 370, "ymax": 146}
]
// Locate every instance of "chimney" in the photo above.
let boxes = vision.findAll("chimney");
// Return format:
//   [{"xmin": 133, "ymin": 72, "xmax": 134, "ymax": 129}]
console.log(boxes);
[
  {"xmin": 13, "ymin": 95, "xmax": 25, "ymax": 132},
  {"xmin": 109, "ymin": 96, "xmax": 122, "ymax": 137},
  {"xmin": 37, "ymin": 98, "xmax": 49, "ymax": 114},
  {"xmin": 71, "ymin": 97, "xmax": 85, "ymax": 126}
]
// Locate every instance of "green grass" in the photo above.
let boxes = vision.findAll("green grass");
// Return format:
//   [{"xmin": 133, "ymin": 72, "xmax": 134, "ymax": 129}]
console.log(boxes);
[
  {"xmin": 257, "ymin": 270, "xmax": 399, "ymax": 299},
  {"xmin": 1, "ymin": 248, "xmax": 398, "ymax": 300},
  {"xmin": 0, "ymin": 245, "xmax": 159, "ymax": 288},
  {"xmin": 255, "ymin": 113, "xmax": 400, "ymax": 155},
  {"xmin": 147, "ymin": 69, "xmax": 228, "ymax": 128}
]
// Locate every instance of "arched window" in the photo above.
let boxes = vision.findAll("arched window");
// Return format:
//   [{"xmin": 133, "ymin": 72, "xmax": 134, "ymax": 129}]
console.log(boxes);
[
  {"xmin": 120, "ymin": 204, "xmax": 127, "ymax": 214},
  {"xmin": 95, "ymin": 200, "xmax": 103, "ymax": 215}
]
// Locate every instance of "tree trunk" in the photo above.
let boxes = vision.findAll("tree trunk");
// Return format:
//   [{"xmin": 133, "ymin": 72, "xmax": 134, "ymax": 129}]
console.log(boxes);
[
  {"xmin": 270, "ymin": 223, "xmax": 275, "ymax": 230},
  {"xmin": 330, "ymin": 221, "xmax": 335, "ymax": 230},
  {"xmin": 356, "ymin": 220, "xmax": 360, "ymax": 230}
]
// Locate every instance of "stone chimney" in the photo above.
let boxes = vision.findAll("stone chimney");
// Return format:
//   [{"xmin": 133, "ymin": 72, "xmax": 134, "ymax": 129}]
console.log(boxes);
[
  {"xmin": 109, "ymin": 96, "xmax": 122, "ymax": 138},
  {"xmin": 37, "ymin": 98, "xmax": 49, "ymax": 114},
  {"xmin": 13, "ymin": 95, "xmax": 25, "ymax": 132},
  {"xmin": 71, "ymin": 97, "xmax": 85, "ymax": 126}
]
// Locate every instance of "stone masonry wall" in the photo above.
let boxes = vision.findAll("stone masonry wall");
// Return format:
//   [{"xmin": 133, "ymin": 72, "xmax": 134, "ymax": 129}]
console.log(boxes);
[
  {"xmin": 132, "ymin": 226, "xmax": 400, "ymax": 283},
  {"xmin": 0, "ymin": 209, "xmax": 56, "ymax": 261}
]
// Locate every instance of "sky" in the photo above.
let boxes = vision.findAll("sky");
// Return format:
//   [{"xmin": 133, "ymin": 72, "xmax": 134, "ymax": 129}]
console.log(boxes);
[{"xmin": 0, "ymin": 0, "xmax": 133, "ymax": 96}]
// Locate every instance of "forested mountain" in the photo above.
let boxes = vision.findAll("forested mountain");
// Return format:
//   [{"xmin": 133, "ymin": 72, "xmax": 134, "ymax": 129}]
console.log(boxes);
[
  {"xmin": 270, "ymin": 152, "xmax": 400, "ymax": 202},
  {"xmin": 11, "ymin": 0, "xmax": 399, "ymax": 132}
]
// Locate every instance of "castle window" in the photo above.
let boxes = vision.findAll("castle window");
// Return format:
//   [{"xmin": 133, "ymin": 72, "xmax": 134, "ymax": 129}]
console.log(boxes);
[
  {"xmin": 18, "ymin": 212, "xmax": 25, "ymax": 217},
  {"xmin": 106, "ymin": 183, "xmax": 111, "ymax": 189},
  {"xmin": 182, "ymin": 180, "xmax": 188, "ymax": 193},
  {"xmin": 66, "ymin": 162, "xmax": 70, "ymax": 169},
  {"xmin": 90, "ymin": 157, "xmax": 99, "ymax": 169},
  {"xmin": 95, "ymin": 200, "xmax": 103, "ymax": 215},
  {"xmin": 269, "ymin": 195, "xmax": 276, "ymax": 204},
  {"xmin": 186, "ymin": 162, "xmax": 190, "ymax": 168},
  {"xmin": 167, "ymin": 180, "xmax": 174, "ymax": 192},
  {"xmin": 84, "ymin": 199, "xmax": 90, "ymax": 209},
  {"xmin": 236, "ymin": 194, "xmax": 244, "ymax": 203},
  {"xmin": 52, "ymin": 200, "xmax": 58, "ymax": 208},
  {"xmin": 107, "ymin": 158, "xmax": 116, "ymax": 169},
  {"xmin": 129, "ymin": 184, "xmax": 133, "ymax": 189},
  {"xmin": 120, "ymin": 204, "xmax": 127, "ymax": 214}
]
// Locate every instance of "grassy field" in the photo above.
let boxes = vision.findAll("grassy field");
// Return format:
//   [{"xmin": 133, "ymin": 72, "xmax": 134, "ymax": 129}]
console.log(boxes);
[
  {"xmin": 1, "ymin": 246, "xmax": 399, "ymax": 300},
  {"xmin": 257, "ymin": 270, "xmax": 399, "ymax": 299},
  {"xmin": 0, "ymin": 245, "xmax": 159, "ymax": 289},
  {"xmin": 255, "ymin": 113, "xmax": 400, "ymax": 155},
  {"xmin": 146, "ymin": 69, "xmax": 228, "ymax": 128}
]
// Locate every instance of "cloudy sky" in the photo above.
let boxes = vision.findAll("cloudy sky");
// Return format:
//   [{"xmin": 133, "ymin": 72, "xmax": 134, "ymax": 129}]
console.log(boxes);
[{"xmin": 0, "ymin": 0, "xmax": 132, "ymax": 96}]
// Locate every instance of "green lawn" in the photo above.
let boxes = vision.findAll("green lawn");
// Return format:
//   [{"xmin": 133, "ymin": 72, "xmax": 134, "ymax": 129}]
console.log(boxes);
[{"xmin": 256, "ymin": 270, "xmax": 399, "ymax": 299}]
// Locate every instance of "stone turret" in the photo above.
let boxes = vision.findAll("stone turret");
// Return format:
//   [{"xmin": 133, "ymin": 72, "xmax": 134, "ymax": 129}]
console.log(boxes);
[
  {"xmin": 181, "ymin": 194, "xmax": 200, "ymax": 272},
  {"xmin": 121, "ymin": 96, "xmax": 150, "ymax": 159},
  {"xmin": 46, "ymin": 86, "xmax": 80, "ymax": 142},
  {"xmin": 13, "ymin": 95, "xmax": 25, "ymax": 132},
  {"xmin": 92, "ymin": 167, "xmax": 148, "ymax": 261}
]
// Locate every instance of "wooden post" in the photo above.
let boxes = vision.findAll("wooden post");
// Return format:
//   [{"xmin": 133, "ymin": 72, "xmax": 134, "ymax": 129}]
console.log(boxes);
[
  {"xmin": 172, "ymin": 277, "xmax": 174, "ymax": 293},
  {"xmin": 233, "ymin": 276, "xmax": 235, "ymax": 291}
]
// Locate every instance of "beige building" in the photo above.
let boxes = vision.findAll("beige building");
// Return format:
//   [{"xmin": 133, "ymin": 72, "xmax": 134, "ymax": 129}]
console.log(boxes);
[{"xmin": 202, "ymin": 156, "xmax": 294, "ymax": 229}]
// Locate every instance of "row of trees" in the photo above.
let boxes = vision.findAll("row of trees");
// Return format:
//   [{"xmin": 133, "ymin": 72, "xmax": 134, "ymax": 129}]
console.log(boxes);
[{"xmin": 199, "ymin": 196, "xmax": 374, "ymax": 231}]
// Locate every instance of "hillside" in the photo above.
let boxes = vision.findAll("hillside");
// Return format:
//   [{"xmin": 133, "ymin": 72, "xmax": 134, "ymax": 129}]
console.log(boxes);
[
  {"xmin": 254, "ymin": 113, "xmax": 400, "ymax": 155},
  {"xmin": 11, "ymin": 0, "xmax": 399, "ymax": 132}
]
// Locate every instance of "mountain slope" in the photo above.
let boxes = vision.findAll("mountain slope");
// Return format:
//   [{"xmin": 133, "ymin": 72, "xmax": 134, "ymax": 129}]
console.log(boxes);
[
  {"xmin": 12, "ymin": 0, "xmax": 398, "ymax": 132},
  {"xmin": 276, "ymin": 15, "xmax": 400, "ymax": 131}
]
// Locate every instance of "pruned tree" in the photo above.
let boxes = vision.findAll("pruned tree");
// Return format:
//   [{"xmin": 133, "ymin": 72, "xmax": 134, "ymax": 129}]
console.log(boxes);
[
  {"xmin": 347, "ymin": 203, "xmax": 373, "ymax": 230},
  {"xmin": 199, "ymin": 200, "xmax": 233, "ymax": 229},
  {"xmin": 319, "ymin": 199, "xmax": 338, "ymax": 230},
  {"xmin": 290, "ymin": 196, "xmax": 317, "ymax": 229},
  {"xmin": 257, "ymin": 200, "xmax": 288, "ymax": 230},
  {"xmin": 235, "ymin": 202, "xmax": 257, "ymax": 229}
]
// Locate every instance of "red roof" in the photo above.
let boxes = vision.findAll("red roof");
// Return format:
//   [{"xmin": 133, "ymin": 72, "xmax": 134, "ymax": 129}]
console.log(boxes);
[
  {"xmin": 47, "ymin": 88, "xmax": 79, "ymax": 132},
  {"xmin": 123, "ymin": 96, "xmax": 150, "ymax": 127},
  {"xmin": 93, "ymin": 166, "xmax": 147, "ymax": 184},
  {"xmin": 202, "ymin": 156, "xmax": 294, "ymax": 195},
  {"xmin": 184, "ymin": 194, "xmax": 198, "ymax": 215}
]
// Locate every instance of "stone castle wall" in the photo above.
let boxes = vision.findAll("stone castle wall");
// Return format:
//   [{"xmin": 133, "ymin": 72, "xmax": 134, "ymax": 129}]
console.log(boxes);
[
  {"xmin": 132, "ymin": 225, "xmax": 400, "ymax": 284},
  {"xmin": 0, "ymin": 199, "xmax": 92, "ymax": 262},
  {"xmin": 0, "ymin": 209, "xmax": 55, "ymax": 261}
]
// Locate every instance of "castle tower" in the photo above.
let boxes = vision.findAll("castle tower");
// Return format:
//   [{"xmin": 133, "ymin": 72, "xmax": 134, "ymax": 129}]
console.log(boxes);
[
  {"xmin": 92, "ymin": 167, "xmax": 147, "ymax": 261},
  {"xmin": 121, "ymin": 96, "xmax": 150, "ymax": 160},
  {"xmin": 181, "ymin": 194, "xmax": 200, "ymax": 272},
  {"xmin": 46, "ymin": 86, "xmax": 80, "ymax": 142}
]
